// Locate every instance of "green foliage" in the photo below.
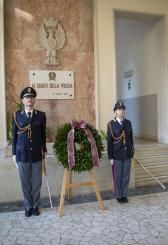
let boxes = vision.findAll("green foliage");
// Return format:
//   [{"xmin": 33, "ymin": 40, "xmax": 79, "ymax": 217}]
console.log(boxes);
[
  {"xmin": 99, "ymin": 129, "xmax": 107, "ymax": 141},
  {"xmin": 13, "ymin": 96, "xmax": 24, "ymax": 111},
  {"xmin": 7, "ymin": 97, "xmax": 24, "ymax": 143},
  {"xmin": 46, "ymin": 127, "xmax": 51, "ymax": 139},
  {"xmin": 8, "ymin": 115, "xmax": 13, "ymax": 144},
  {"xmin": 53, "ymin": 123, "xmax": 104, "ymax": 173}
]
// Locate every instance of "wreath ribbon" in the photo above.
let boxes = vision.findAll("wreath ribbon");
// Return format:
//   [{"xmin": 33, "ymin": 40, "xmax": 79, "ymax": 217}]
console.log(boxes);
[{"xmin": 67, "ymin": 120, "xmax": 100, "ymax": 169}]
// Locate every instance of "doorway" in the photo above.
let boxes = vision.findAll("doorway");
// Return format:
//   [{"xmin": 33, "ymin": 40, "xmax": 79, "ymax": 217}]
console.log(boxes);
[{"xmin": 114, "ymin": 11, "xmax": 167, "ymax": 143}]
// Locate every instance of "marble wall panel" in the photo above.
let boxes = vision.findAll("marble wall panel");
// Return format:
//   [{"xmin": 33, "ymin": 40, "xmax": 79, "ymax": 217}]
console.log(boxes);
[{"xmin": 4, "ymin": 0, "xmax": 95, "ymax": 141}]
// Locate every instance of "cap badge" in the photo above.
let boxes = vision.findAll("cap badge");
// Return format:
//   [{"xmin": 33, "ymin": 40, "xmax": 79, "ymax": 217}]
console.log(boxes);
[{"xmin": 28, "ymin": 88, "xmax": 31, "ymax": 92}]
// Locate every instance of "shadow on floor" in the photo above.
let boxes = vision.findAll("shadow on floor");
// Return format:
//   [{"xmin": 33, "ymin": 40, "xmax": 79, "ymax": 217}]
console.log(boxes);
[{"xmin": 0, "ymin": 183, "xmax": 168, "ymax": 213}]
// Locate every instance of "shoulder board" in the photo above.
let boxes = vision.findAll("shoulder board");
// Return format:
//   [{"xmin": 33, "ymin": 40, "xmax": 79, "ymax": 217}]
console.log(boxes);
[
  {"xmin": 34, "ymin": 109, "xmax": 45, "ymax": 114},
  {"xmin": 14, "ymin": 110, "xmax": 21, "ymax": 116}
]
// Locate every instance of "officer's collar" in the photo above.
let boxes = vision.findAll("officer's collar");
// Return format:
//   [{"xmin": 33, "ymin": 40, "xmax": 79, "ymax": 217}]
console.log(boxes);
[
  {"xmin": 25, "ymin": 108, "xmax": 33, "ymax": 115},
  {"xmin": 115, "ymin": 117, "xmax": 124, "ymax": 123},
  {"xmin": 21, "ymin": 109, "xmax": 38, "ymax": 115}
]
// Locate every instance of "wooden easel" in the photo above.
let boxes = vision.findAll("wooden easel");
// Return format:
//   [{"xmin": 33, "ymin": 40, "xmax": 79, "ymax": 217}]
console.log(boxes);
[{"xmin": 58, "ymin": 168, "xmax": 105, "ymax": 216}]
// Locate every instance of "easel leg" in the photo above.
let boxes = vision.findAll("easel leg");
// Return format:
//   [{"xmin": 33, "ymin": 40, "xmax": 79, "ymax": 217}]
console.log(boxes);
[
  {"xmin": 67, "ymin": 170, "xmax": 72, "ymax": 200},
  {"xmin": 88, "ymin": 171, "xmax": 105, "ymax": 210},
  {"xmin": 59, "ymin": 168, "xmax": 68, "ymax": 216}
]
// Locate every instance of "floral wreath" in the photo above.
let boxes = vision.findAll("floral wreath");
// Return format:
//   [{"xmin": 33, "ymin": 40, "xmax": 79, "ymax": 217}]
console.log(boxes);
[{"xmin": 53, "ymin": 120, "xmax": 104, "ymax": 172}]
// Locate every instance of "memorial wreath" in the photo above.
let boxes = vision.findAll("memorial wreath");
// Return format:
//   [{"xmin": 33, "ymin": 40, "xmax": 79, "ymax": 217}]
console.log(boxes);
[{"xmin": 53, "ymin": 120, "xmax": 104, "ymax": 172}]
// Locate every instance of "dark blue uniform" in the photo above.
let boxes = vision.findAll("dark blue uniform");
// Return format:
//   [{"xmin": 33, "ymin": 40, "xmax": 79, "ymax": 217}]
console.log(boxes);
[
  {"xmin": 12, "ymin": 110, "xmax": 46, "ymax": 162},
  {"xmin": 107, "ymin": 118, "xmax": 134, "ymax": 160},
  {"xmin": 12, "ymin": 109, "xmax": 46, "ymax": 211},
  {"xmin": 107, "ymin": 118, "xmax": 134, "ymax": 201}
]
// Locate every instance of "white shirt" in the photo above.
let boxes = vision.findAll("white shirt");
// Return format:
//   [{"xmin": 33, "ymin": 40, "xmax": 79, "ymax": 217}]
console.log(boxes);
[
  {"xmin": 116, "ymin": 117, "xmax": 123, "ymax": 125},
  {"xmin": 25, "ymin": 108, "xmax": 33, "ymax": 118}
]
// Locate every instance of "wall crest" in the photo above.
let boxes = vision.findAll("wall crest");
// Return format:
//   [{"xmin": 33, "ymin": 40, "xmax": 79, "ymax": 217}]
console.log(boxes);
[{"xmin": 40, "ymin": 18, "xmax": 65, "ymax": 66}]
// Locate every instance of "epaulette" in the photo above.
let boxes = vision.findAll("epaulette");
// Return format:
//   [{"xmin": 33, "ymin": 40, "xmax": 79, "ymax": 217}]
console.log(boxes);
[
  {"xmin": 14, "ymin": 110, "xmax": 23, "ymax": 115},
  {"xmin": 109, "ymin": 119, "xmax": 115, "ymax": 124}
]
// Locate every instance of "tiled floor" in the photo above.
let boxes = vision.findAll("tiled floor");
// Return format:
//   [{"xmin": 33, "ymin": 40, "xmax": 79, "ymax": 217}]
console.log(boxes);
[
  {"xmin": 1, "ymin": 139, "xmax": 168, "ymax": 244},
  {"xmin": 1, "ymin": 192, "xmax": 168, "ymax": 245}
]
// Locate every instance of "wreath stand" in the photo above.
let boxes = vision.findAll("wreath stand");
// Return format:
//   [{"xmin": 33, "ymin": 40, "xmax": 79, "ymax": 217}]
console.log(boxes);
[{"xmin": 59, "ymin": 168, "xmax": 105, "ymax": 216}]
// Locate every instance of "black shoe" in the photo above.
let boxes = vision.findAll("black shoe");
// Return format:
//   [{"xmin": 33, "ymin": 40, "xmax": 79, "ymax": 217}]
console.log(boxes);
[
  {"xmin": 25, "ymin": 208, "xmax": 32, "ymax": 217},
  {"xmin": 122, "ymin": 197, "xmax": 128, "ymax": 203},
  {"xmin": 32, "ymin": 208, "xmax": 40, "ymax": 216},
  {"xmin": 116, "ymin": 198, "xmax": 123, "ymax": 204}
]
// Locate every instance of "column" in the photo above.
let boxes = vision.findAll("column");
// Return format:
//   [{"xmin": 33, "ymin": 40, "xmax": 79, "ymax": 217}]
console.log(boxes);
[{"xmin": 0, "ymin": 0, "xmax": 7, "ymax": 149}]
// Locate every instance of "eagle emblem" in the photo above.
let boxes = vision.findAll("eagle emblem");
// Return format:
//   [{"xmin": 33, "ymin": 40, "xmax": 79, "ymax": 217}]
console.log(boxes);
[{"xmin": 40, "ymin": 18, "xmax": 65, "ymax": 66}]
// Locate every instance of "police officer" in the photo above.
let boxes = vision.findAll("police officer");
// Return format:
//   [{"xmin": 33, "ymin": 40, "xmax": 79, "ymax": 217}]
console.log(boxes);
[
  {"xmin": 107, "ymin": 101, "xmax": 134, "ymax": 204},
  {"xmin": 12, "ymin": 87, "xmax": 47, "ymax": 217}
]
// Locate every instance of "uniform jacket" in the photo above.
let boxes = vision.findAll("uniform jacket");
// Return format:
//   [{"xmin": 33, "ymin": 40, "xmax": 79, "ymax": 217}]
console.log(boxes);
[
  {"xmin": 12, "ymin": 109, "xmax": 47, "ymax": 163},
  {"xmin": 107, "ymin": 118, "xmax": 134, "ymax": 160}
]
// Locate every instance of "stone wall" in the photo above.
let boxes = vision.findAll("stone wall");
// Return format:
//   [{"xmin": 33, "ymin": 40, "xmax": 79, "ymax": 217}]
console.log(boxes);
[{"xmin": 4, "ymin": 0, "xmax": 95, "ymax": 141}]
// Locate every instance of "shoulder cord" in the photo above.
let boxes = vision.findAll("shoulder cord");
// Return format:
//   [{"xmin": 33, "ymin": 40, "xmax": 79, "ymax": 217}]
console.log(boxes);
[
  {"xmin": 108, "ymin": 121, "xmax": 125, "ymax": 144},
  {"xmin": 13, "ymin": 112, "xmax": 32, "ymax": 139}
]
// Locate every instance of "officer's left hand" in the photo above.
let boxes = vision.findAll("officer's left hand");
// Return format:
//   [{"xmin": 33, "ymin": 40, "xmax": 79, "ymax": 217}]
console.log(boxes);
[
  {"xmin": 110, "ymin": 159, "xmax": 113, "ymax": 165},
  {"xmin": 13, "ymin": 155, "xmax": 18, "ymax": 169}
]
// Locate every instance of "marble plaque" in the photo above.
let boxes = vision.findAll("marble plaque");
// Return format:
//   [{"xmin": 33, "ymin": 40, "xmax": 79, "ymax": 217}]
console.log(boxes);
[{"xmin": 29, "ymin": 70, "xmax": 74, "ymax": 99}]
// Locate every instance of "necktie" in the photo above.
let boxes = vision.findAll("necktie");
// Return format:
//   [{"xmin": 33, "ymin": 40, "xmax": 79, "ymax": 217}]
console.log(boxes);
[
  {"xmin": 27, "ymin": 112, "xmax": 31, "ymax": 123},
  {"xmin": 120, "ymin": 120, "xmax": 123, "ymax": 126}
]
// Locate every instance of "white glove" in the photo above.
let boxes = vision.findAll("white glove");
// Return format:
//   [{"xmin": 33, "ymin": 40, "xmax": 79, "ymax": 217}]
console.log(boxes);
[
  {"xmin": 110, "ymin": 159, "xmax": 113, "ymax": 166},
  {"xmin": 13, "ymin": 155, "xmax": 18, "ymax": 168}
]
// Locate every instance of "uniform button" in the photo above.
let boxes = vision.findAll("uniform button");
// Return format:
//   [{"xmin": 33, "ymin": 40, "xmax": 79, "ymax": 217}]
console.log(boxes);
[
  {"xmin": 30, "ymin": 148, "xmax": 32, "ymax": 150},
  {"xmin": 30, "ymin": 140, "xmax": 32, "ymax": 142}
]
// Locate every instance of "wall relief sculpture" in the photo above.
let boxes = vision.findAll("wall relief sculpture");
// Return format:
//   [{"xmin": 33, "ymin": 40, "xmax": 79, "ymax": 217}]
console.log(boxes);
[{"xmin": 40, "ymin": 18, "xmax": 65, "ymax": 65}]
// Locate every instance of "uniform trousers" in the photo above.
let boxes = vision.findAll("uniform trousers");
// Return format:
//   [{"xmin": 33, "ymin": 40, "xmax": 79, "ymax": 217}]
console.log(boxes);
[
  {"xmin": 17, "ymin": 161, "xmax": 42, "ymax": 209},
  {"xmin": 112, "ymin": 159, "xmax": 131, "ymax": 199}
]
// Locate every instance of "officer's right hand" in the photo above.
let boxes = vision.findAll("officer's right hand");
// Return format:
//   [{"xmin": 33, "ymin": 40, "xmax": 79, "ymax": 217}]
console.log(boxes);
[
  {"xmin": 110, "ymin": 159, "xmax": 113, "ymax": 165},
  {"xmin": 13, "ymin": 155, "xmax": 18, "ymax": 168}
]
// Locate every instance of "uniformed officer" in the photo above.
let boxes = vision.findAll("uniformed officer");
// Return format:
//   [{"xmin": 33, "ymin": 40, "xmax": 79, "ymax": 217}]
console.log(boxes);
[
  {"xmin": 107, "ymin": 101, "xmax": 134, "ymax": 204},
  {"xmin": 12, "ymin": 87, "xmax": 47, "ymax": 217}
]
